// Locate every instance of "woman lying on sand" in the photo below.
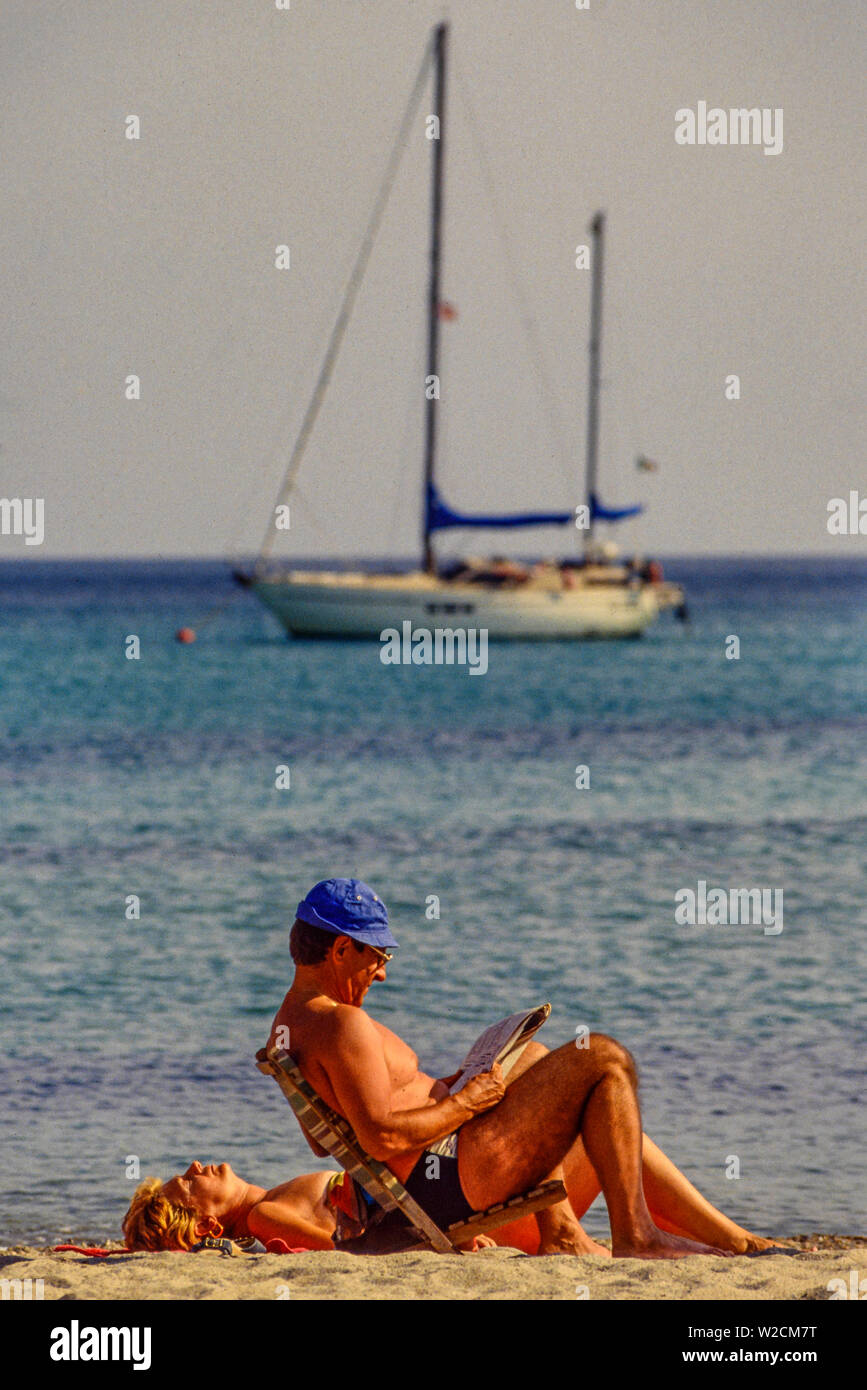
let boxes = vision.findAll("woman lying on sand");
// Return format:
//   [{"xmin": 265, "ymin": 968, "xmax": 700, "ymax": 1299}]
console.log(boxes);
[{"xmin": 123, "ymin": 1135, "xmax": 785, "ymax": 1256}]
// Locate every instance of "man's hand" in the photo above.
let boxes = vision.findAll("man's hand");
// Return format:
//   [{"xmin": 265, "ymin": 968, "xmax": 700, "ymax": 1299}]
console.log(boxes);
[
  {"xmin": 436, "ymin": 1070, "xmax": 464, "ymax": 1090},
  {"xmin": 453, "ymin": 1064, "xmax": 506, "ymax": 1115}
]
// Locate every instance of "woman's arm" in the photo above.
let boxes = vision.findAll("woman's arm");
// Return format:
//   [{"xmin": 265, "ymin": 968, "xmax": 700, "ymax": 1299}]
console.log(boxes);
[{"xmin": 245, "ymin": 1173, "xmax": 337, "ymax": 1251}]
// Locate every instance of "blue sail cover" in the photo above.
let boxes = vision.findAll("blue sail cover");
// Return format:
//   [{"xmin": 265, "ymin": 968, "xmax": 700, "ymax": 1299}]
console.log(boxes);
[
  {"xmin": 426, "ymin": 483, "xmax": 572, "ymax": 533},
  {"xmin": 426, "ymin": 483, "xmax": 644, "ymax": 532},
  {"xmin": 589, "ymin": 492, "xmax": 644, "ymax": 523}
]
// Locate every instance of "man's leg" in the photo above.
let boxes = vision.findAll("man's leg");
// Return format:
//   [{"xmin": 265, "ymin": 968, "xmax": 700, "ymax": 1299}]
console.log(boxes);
[
  {"xmin": 458, "ymin": 1034, "xmax": 727, "ymax": 1258},
  {"xmin": 563, "ymin": 1134, "xmax": 784, "ymax": 1253},
  {"xmin": 501, "ymin": 1042, "xmax": 778, "ymax": 1254},
  {"xmin": 501, "ymin": 1041, "xmax": 609, "ymax": 1255}
]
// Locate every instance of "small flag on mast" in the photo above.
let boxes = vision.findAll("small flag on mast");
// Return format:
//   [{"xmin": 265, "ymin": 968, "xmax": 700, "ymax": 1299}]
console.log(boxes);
[
  {"xmin": 636, "ymin": 455, "xmax": 659, "ymax": 472},
  {"xmin": 438, "ymin": 301, "xmax": 458, "ymax": 321}
]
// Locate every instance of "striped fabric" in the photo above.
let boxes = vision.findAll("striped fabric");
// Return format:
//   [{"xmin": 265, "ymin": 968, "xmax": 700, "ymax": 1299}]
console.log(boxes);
[
  {"xmin": 258, "ymin": 1047, "xmax": 456, "ymax": 1252},
  {"xmin": 255, "ymin": 1046, "xmax": 566, "ymax": 1253}
]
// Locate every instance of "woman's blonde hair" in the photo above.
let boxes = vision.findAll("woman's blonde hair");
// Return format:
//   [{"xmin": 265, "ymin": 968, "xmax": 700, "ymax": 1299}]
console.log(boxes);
[{"xmin": 122, "ymin": 1177, "xmax": 219, "ymax": 1252}]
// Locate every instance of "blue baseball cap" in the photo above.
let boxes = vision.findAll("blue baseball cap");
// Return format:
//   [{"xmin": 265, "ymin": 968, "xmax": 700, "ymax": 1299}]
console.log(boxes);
[{"xmin": 295, "ymin": 878, "xmax": 398, "ymax": 949}]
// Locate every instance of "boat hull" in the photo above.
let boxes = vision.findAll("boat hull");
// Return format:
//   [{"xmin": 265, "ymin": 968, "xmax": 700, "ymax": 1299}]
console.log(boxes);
[{"xmin": 250, "ymin": 572, "xmax": 660, "ymax": 639}]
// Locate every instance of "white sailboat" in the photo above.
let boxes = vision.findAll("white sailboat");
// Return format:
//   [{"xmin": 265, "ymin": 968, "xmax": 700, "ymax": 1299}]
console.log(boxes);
[{"xmin": 235, "ymin": 23, "xmax": 686, "ymax": 640}]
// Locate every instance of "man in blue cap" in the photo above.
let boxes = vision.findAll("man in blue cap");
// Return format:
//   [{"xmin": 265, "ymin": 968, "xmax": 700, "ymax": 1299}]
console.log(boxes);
[
  {"xmin": 267, "ymin": 878, "xmax": 734, "ymax": 1257},
  {"xmin": 293, "ymin": 877, "xmax": 398, "ymax": 954},
  {"xmin": 268, "ymin": 877, "xmax": 518, "ymax": 1240}
]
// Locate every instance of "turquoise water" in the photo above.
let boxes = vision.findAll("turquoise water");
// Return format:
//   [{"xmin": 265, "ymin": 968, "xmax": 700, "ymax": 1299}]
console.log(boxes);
[{"xmin": 0, "ymin": 557, "xmax": 864, "ymax": 1243}]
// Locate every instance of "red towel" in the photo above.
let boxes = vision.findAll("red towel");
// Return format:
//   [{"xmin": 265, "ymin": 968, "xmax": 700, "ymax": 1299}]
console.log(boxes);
[{"xmin": 53, "ymin": 1245, "xmax": 128, "ymax": 1258}]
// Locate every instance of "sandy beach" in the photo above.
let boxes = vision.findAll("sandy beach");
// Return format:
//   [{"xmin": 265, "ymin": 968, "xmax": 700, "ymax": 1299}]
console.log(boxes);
[{"xmin": 3, "ymin": 1236, "xmax": 862, "ymax": 1302}]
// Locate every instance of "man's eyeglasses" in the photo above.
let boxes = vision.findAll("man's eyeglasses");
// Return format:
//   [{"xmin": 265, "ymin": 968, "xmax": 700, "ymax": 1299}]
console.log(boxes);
[{"xmin": 367, "ymin": 945, "xmax": 393, "ymax": 967}]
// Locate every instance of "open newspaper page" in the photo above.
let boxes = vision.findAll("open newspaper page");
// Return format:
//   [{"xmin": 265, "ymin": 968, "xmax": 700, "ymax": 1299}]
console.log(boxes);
[{"xmin": 448, "ymin": 1004, "xmax": 551, "ymax": 1093}]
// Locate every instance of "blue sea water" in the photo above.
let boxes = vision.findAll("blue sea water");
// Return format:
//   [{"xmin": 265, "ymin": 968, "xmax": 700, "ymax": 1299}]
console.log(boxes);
[{"xmin": 0, "ymin": 556, "xmax": 864, "ymax": 1245}]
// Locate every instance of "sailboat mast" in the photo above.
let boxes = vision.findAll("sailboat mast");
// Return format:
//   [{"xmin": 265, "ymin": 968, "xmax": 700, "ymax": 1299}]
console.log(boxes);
[
  {"xmin": 584, "ymin": 210, "xmax": 605, "ymax": 546},
  {"xmin": 422, "ymin": 22, "xmax": 448, "ymax": 575}
]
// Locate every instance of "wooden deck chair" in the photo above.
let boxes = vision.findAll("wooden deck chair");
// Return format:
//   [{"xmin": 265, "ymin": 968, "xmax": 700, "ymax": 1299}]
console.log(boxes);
[{"xmin": 255, "ymin": 1047, "xmax": 566, "ymax": 1254}]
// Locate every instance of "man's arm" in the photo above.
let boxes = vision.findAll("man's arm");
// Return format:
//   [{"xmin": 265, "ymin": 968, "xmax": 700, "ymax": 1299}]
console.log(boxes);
[{"xmin": 323, "ymin": 1008, "xmax": 503, "ymax": 1161}]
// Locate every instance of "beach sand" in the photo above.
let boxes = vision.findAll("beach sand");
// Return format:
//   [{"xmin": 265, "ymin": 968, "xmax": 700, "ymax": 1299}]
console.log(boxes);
[{"xmin": 3, "ymin": 1236, "xmax": 863, "ymax": 1301}]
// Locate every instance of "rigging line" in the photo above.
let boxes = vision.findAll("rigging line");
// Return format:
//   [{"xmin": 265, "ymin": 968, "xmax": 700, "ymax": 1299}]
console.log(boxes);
[
  {"xmin": 255, "ymin": 32, "xmax": 435, "ymax": 571},
  {"xmin": 453, "ymin": 57, "xmax": 574, "ymax": 492}
]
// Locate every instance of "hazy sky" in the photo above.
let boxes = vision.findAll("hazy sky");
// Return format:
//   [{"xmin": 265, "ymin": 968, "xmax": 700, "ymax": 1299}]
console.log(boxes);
[{"xmin": 1, "ymin": 0, "xmax": 864, "ymax": 558}]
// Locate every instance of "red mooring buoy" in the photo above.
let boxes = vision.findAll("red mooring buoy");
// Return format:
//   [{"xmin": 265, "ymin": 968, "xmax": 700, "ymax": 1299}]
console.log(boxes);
[{"xmin": 175, "ymin": 627, "xmax": 197, "ymax": 644}]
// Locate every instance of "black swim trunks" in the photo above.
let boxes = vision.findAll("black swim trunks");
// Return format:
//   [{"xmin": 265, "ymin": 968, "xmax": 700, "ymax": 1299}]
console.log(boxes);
[{"xmin": 402, "ymin": 1137, "xmax": 475, "ymax": 1228}]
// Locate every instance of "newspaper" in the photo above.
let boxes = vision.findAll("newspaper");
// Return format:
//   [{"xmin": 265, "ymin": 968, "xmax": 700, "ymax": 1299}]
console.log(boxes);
[{"xmin": 448, "ymin": 1004, "xmax": 551, "ymax": 1093}]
